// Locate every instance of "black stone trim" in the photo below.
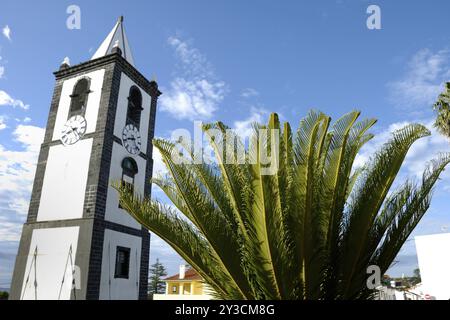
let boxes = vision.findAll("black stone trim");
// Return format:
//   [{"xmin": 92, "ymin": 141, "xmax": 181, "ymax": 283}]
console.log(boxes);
[
  {"xmin": 83, "ymin": 62, "xmax": 121, "ymax": 221},
  {"xmin": 54, "ymin": 53, "xmax": 161, "ymax": 98},
  {"xmin": 9, "ymin": 224, "xmax": 32, "ymax": 299},
  {"xmin": 20, "ymin": 218, "xmax": 95, "ymax": 228},
  {"xmin": 144, "ymin": 90, "xmax": 159, "ymax": 198},
  {"xmin": 43, "ymin": 79, "xmax": 65, "ymax": 144},
  {"xmin": 83, "ymin": 61, "xmax": 122, "ymax": 300},
  {"xmin": 103, "ymin": 219, "xmax": 147, "ymax": 237},
  {"xmin": 113, "ymin": 135, "xmax": 122, "ymax": 145},
  {"xmin": 140, "ymin": 231, "xmax": 150, "ymax": 300},
  {"xmin": 138, "ymin": 69, "xmax": 160, "ymax": 299},
  {"xmin": 85, "ymin": 219, "xmax": 106, "ymax": 300},
  {"xmin": 43, "ymin": 132, "xmax": 97, "ymax": 148},
  {"xmin": 138, "ymin": 152, "xmax": 148, "ymax": 161}
]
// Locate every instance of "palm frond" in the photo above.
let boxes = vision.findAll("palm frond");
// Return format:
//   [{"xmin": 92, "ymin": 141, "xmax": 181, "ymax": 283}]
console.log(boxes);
[{"xmin": 115, "ymin": 110, "xmax": 448, "ymax": 300}]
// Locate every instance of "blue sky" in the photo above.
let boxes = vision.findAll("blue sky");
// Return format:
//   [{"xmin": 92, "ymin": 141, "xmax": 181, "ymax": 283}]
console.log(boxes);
[{"xmin": 1, "ymin": 0, "xmax": 450, "ymax": 287}]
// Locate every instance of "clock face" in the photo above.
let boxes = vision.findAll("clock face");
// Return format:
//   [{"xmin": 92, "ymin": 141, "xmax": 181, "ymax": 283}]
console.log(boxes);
[
  {"xmin": 122, "ymin": 124, "xmax": 142, "ymax": 155},
  {"xmin": 61, "ymin": 115, "xmax": 87, "ymax": 145}
]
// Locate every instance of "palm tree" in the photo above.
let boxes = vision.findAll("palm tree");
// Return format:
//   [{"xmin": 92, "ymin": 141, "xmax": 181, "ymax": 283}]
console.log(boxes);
[
  {"xmin": 433, "ymin": 82, "xmax": 450, "ymax": 138},
  {"xmin": 115, "ymin": 110, "xmax": 450, "ymax": 300}
]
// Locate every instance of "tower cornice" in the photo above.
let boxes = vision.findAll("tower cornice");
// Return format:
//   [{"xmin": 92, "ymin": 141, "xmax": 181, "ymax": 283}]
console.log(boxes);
[{"xmin": 54, "ymin": 53, "xmax": 161, "ymax": 97}]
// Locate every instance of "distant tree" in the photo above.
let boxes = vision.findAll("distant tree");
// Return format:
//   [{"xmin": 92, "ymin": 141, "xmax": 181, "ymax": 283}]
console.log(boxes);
[
  {"xmin": 0, "ymin": 291, "xmax": 9, "ymax": 300},
  {"xmin": 148, "ymin": 259, "xmax": 168, "ymax": 297},
  {"xmin": 433, "ymin": 83, "xmax": 450, "ymax": 138},
  {"xmin": 412, "ymin": 268, "xmax": 421, "ymax": 284}
]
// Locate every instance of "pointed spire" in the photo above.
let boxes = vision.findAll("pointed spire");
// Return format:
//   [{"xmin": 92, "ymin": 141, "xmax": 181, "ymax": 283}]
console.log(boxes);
[{"xmin": 91, "ymin": 16, "xmax": 135, "ymax": 66}]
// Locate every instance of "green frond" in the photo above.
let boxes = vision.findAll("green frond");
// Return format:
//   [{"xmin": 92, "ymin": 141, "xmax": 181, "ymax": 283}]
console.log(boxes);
[
  {"xmin": 113, "ymin": 182, "xmax": 243, "ymax": 299},
  {"xmin": 115, "ymin": 110, "xmax": 448, "ymax": 300}
]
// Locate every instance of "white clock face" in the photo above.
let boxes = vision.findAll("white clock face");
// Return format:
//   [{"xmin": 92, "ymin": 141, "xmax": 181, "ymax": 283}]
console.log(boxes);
[
  {"xmin": 122, "ymin": 124, "xmax": 142, "ymax": 155},
  {"xmin": 61, "ymin": 115, "xmax": 87, "ymax": 145}
]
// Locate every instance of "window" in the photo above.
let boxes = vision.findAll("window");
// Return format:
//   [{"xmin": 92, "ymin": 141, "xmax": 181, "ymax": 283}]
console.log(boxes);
[
  {"xmin": 69, "ymin": 78, "xmax": 91, "ymax": 118},
  {"xmin": 126, "ymin": 86, "xmax": 143, "ymax": 129},
  {"xmin": 121, "ymin": 157, "xmax": 138, "ymax": 189},
  {"xmin": 172, "ymin": 285, "xmax": 178, "ymax": 293},
  {"xmin": 119, "ymin": 157, "xmax": 138, "ymax": 208},
  {"xmin": 114, "ymin": 246, "xmax": 130, "ymax": 279}
]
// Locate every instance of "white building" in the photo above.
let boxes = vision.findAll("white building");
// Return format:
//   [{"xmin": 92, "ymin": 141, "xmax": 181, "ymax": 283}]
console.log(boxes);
[
  {"xmin": 153, "ymin": 265, "xmax": 214, "ymax": 300},
  {"xmin": 9, "ymin": 17, "xmax": 161, "ymax": 300},
  {"xmin": 415, "ymin": 233, "xmax": 450, "ymax": 300}
]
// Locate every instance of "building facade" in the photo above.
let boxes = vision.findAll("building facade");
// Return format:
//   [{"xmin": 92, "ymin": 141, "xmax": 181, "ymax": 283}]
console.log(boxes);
[
  {"xmin": 153, "ymin": 265, "xmax": 214, "ymax": 300},
  {"xmin": 415, "ymin": 233, "xmax": 450, "ymax": 300},
  {"xmin": 9, "ymin": 17, "xmax": 160, "ymax": 300}
]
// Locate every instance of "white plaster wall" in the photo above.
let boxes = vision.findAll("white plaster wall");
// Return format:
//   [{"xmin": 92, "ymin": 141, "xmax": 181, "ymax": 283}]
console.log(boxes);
[
  {"xmin": 37, "ymin": 139, "xmax": 93, "ymax": 221},
  {"xmin": 113, "ymin": 72, "xmax": 151, "ymax": 154},
  {"xmin": 105, "ymin": 142, "xmax": 145, "ymax": 229},
  {"xmin": 415, "ymin": 233, "xmax": 450, "ymax": 300},
  {"xmin": 21, "ymin": 227, "xmax": 80, "ymax": 300},
  {"xmin": 99, "ymin": 229, "xmax": 142, "ymax": 300},
  {"xmin": 52, "ymin": 69, "xmax": 105, "ymax": 141}
]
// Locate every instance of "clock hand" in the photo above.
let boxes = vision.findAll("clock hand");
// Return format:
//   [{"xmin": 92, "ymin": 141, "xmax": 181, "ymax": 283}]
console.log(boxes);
[
  {"xmin": 63, "ymin": 127, "xmax": 74, "ymax": 136},
  {"xmin": 68, "ymin": 126, "xmax": 80, "ymax": 140}
]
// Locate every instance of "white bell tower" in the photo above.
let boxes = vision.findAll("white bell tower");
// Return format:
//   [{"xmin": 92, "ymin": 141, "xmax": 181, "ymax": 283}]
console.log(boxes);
[{"xmin": 10, "ymin": 16, "xmax": 160, "ymax": 300}]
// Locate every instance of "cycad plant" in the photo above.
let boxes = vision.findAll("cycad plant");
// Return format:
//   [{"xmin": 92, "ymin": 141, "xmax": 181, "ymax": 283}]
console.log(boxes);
[{"xmin": 115, "ymin": 110, "xmax": 450, "ymax": 300}]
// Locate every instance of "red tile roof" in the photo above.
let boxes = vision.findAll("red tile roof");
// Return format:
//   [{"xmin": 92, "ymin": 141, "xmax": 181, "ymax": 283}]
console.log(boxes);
[{"xmin": 164, "ymin": 268, "xmax": 202, "ymax": 281}]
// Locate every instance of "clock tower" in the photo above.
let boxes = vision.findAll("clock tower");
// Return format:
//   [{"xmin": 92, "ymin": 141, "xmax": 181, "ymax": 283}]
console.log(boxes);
[{"xmin": 9, "ymin": 17, "xmax": 160, "ymax": 300}]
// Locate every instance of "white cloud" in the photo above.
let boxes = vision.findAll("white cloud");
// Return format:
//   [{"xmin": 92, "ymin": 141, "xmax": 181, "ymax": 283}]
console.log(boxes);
[
  {"xmin": 0, "ymin": 216, "xmax": 23, "ymax": 242},
  {"xmin": 354, "ymin": 119, "xmax": 450, "ymax": 180},
  {"xmin": 388, "ymin": 49, "xmax": 450, "ymax": 109},
  {"xmin": 233, "ymin": 107, "xmax": 270, "ymax": 138},
  {"xmin": 0, "ymin": 90, "xmax": 29, "ymax": 110},
  {"xmin": 2, "ymin": 25, "xmax": 11, "ymax": 41},
  {"xmin": 0, "ymin": 55, "xmax": 5, "ymax": 79},
  {"xmin": 160, "ymin": 78, "xmax": 225, "ymax": 121},
  {"xmin": 167, "ymin": 37, "xmax": 214, "ymax": 79},
  {"xmin": 0, "ymin": 116, "xmax": 6, "ymax": 130},
  {"xmin": 0, "ymin": 124, "xmax": 45, "ymax": 241},
  {"xmin": 241, "ymin": 88, "xmax": 259, "ymax": 98},
  {"xmin": 152, "ymin": 145, "xmax": 167, "ymax": 177},
  {"xmin": 160, "ymin": 36, "xmax": 226, "ymax": 121},
  {"xmin": 13, "ymin": 124, "xmax": 45, "ymax": 152},
  {"xmin": 22, "ymin": 117, "xmax": 31, "ymax": 123}
]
